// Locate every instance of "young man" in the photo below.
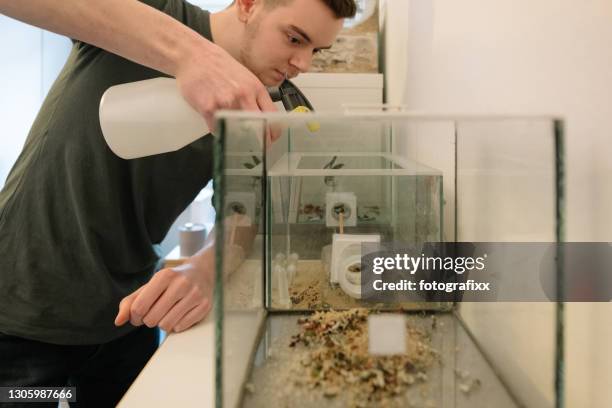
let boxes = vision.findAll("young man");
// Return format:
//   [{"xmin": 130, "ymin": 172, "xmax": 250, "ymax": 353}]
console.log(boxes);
[{"xmin": 0, "ymin": 0, "xmax": 355, "ymax": 406}]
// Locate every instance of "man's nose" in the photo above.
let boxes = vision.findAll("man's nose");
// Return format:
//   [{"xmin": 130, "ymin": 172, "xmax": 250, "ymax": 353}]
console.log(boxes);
[{"xmin": 289, "ymin": 49, "xmax": 313, "ymax": 75}]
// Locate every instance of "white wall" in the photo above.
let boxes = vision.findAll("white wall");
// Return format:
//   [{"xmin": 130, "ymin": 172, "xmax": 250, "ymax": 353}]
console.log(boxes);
[
  {"xmin": 386, "ymin": 0, "xmax": 612, "ymax": 240},
  {"xmin": 382, "ymin": 0, "xmax": 611, "ymax": 407}
]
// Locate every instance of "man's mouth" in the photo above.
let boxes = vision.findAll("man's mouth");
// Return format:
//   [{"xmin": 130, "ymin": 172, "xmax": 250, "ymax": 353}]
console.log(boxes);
[{"xmin": 273, "ymin": 69, "xmax": 286, "ymax": 82}]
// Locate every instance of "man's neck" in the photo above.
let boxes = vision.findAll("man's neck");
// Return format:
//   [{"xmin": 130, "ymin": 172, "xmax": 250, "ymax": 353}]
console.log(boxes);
[{"xmin": 210, "ymin": 6, "xmax": 244, "ymax": 63}]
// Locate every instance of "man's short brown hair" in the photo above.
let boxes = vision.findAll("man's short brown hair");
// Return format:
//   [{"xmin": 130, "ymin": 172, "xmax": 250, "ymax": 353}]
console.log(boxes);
[{"xmin": 262, "ymin": 0, "xmax": 358, "ymax": 19}]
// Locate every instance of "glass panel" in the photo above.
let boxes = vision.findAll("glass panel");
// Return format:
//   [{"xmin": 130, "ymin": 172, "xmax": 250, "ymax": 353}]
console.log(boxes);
[
  {"xmin": 455, "ymin": 118, "xmax": 563, "ymax": 408},
  {"xmin": 214, "ymin": 117, "xmax": 267, "ymax": 408},
  {"xmin": 214, "ymin": 112, "xmax": 563, "ymax": 408},
  {"xmin": 265, "ymin": 117, "xmax": 444, "ymax": 312},
  {"xmin": 296, "ymin": 155, "xmax": 403, "ymax": 170}
]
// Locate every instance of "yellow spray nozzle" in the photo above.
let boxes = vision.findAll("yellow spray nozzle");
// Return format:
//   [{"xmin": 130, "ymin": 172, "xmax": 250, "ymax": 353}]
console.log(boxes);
[{"xmin": 291, "ymin": 106, "xmax": 320, "ymax": 133}]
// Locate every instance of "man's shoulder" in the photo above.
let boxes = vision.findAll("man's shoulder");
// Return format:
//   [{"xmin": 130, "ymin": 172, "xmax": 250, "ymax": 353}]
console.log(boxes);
[{"xmin": 145, "ymin": 0, "xmax": 213, "ymax": 41}]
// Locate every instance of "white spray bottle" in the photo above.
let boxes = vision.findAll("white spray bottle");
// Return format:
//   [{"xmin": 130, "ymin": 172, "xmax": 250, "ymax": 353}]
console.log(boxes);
[{"xmin": 99, "ymin": 77, "xmax": 315, "ymax": 159}]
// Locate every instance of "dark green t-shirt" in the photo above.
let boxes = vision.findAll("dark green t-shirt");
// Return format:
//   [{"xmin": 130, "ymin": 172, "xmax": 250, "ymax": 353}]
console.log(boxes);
[{"xmin": 0, "ymin": 0, "xmax": 214, "ymax": 345}]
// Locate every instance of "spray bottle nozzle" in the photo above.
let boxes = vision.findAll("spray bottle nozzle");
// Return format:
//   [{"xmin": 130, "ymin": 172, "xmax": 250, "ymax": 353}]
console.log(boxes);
[
  {"xmin": 267, "ymin": 79, "xmax": 315, "ymax": 112},
  {"xmin": 267, "ymin": 79, "xmax": 319, "ymax": 133}
]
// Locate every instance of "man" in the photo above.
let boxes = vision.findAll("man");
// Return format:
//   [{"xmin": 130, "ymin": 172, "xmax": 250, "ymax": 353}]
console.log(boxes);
[{"xmin": 0, "ymin": 0, "xmax": 355, "ymax": 406}]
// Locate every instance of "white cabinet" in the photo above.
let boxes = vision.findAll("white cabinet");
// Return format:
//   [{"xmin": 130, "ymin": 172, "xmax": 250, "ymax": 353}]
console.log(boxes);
[{"xmin": 291, "ymin": 73, "xmax": 383, "ymax": 110}]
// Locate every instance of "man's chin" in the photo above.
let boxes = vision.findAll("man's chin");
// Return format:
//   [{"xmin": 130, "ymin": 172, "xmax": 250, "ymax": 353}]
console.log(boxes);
[{"xmin": 260, "ymin": 76, "xmax": 284, "ymax": 87}]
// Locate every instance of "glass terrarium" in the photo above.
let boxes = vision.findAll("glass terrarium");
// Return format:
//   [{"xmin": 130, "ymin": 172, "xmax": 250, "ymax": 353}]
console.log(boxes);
[{"xmin": 213, "ymin": 110, "xmax": 565, "ymax": 408}]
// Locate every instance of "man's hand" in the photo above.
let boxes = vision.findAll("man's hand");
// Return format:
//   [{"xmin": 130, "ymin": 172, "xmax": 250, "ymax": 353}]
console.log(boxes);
[
  {"xmin": 0, "ymin": 0, "xmax": 279, "ymax": 133},
  {"xmin": 114, "ymin": 247, "xmax": 214, "ymax": 333},
  {"xmin": 176, "ymin": 44, "xmax": 278, "ymax": 133}
]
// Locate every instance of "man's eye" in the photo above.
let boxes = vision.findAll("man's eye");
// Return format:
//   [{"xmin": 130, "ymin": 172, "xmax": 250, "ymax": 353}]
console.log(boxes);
[{"xmin": 288, "ymin": 35, "xmax": 301, "ymax": 45}]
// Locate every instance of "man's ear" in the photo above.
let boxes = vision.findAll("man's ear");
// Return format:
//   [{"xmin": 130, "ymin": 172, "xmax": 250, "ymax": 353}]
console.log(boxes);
[{"xmin": 235, "ymin": 0, "xmax": 258, "ymax": 22}]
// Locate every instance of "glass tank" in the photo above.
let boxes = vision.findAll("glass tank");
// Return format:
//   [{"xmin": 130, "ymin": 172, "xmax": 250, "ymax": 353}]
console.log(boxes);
[{"xmin": 213, "ymin": 111, "xmax": 565, "ymax": 408}]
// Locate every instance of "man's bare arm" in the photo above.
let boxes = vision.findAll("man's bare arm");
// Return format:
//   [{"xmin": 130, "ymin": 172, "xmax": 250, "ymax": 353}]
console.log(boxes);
[
  {"xmin": 0, "ymin": 0, "xmax": 203, "ymax": 76},
  {"xmin": 0, "ymin": 0, "xmax": 277, "ymax": 128}
]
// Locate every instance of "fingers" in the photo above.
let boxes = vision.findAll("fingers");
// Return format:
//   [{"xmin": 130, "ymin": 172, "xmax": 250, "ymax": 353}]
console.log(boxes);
[
  {"xmin": 176, "ymin": 45, "xmax": 281, "ymax": 134},
  {"xmin": 255, "ymin": 89, "xmax": 277, "ymax": 113},
  {"xmin": 253, "ymin": 91, "xmax": 281, "ymax": 143},
  {"xmin": 204, "ymin": 87, "xmax": 257, "ymax": 132},
  {"xmin": 114, "ymin": 286, "xmax": 143, "ymax": 327},
  {"xmin": 156, "ymin": 287, "xmax": 205, "ymax": 332},
  {"xmin": 128, "ymin": 268, "xmax": 175, "ymax": 326},
  {"xmin": 268, "ymin": 121, "xmax": 283, "ymax": 143},
  {"xmin": 114, "ymin": 266, "xmax": 211, "ymax": 333},
  {"xmin": 196, "ymin": 86, "xmax": 262, "ymax": 133},
  {"xmin": 172, "ymin": 299, "xmax": 212, "ymax": 333},
  {"xmin": 203, "ymin": 112, "xmax": 215, "ymax": 134},
  {"xmin": 142, "ymin": 278, "xmax": 201, "ymax": 329},
  {"xmin": 240, "ymin": 94, "xmax": 261, "ymax": 112}
]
